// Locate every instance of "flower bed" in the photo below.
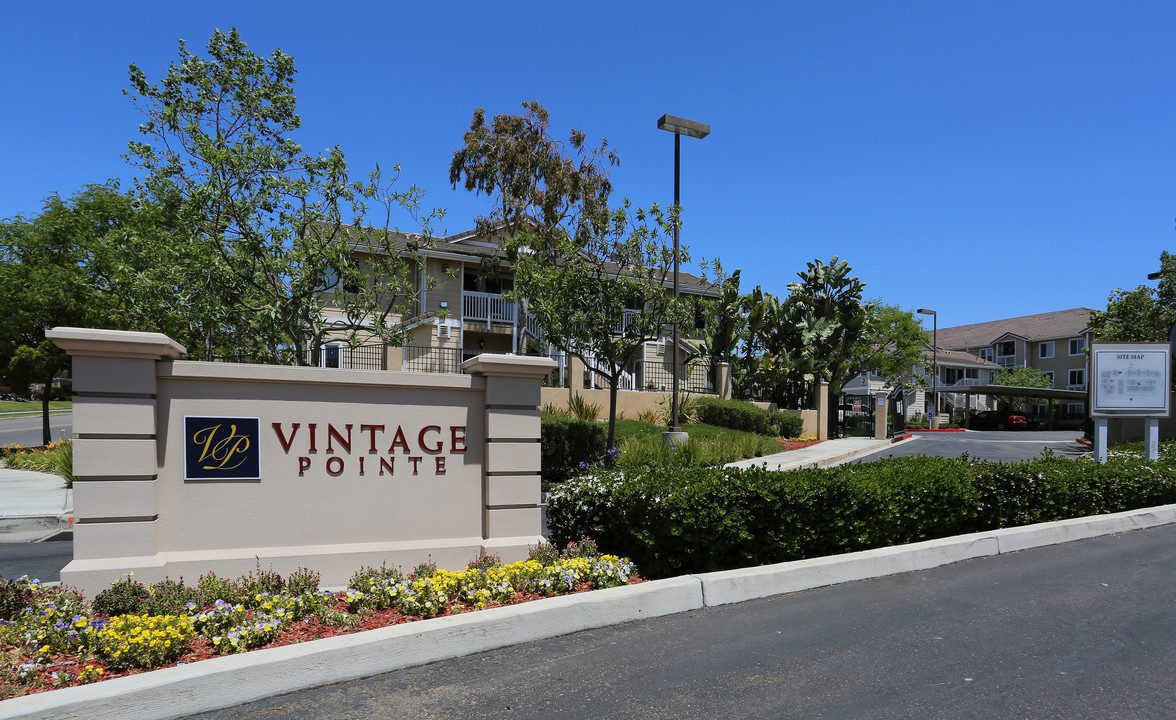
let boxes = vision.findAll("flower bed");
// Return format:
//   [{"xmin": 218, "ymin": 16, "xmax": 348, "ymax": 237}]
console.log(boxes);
[{"xmin": 0, "ymin": 540, "xmax": 639, "ymax": 699}]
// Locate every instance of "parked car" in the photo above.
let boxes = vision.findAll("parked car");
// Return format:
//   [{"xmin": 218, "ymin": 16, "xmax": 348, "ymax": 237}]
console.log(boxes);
[{"xmin": 969, "ymin": 410, "xmax": 1031, "ymax": 431}]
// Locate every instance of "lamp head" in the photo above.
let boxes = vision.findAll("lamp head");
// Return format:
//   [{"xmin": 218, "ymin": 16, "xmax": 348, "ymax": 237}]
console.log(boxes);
[{"xmin": 657, "ymin": 114, "xmax": 710, "ymax": 139}]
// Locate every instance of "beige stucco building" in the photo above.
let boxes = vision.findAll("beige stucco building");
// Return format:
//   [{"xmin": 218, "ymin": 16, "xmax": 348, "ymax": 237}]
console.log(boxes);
[
  {"xmin": 313, "ymin": 226, "xmax": 720, "ymax": 400},
  {"xmin": 936, "ymin": 308, "xmax": 1094, "ymax": 420}
]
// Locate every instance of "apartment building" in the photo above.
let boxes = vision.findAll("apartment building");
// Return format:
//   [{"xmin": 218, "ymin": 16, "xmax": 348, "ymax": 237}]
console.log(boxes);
[{"xmin": 936, "ymin": 308, "xmax": 1094, "ymax": 419}]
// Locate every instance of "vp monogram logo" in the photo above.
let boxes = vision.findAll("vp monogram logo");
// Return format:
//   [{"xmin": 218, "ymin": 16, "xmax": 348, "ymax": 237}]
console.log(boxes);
[
  {"xmin": 184, "ymin": 417, "xmax": 261, "ymax": 481},
  {"xmin": 192, "ymin": 423, "xmax": 251, "ymax": 471}
]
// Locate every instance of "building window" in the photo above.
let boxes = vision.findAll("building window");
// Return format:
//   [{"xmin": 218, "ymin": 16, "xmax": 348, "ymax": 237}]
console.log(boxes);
[
  {"xmin": 1064, "ymin": 402, "xmax": 1086, "ymax": 416},
  {"xmin": 978, "ymin": 348, "xmax": 994, "ymax": 362},
  {"xmin": 1069, "ymin": 368, "xmax": 1085, "ymax": 388},
  {"xmin": 998, "ymin": 341, "xmax": 1016, "ymax": 357},
  {"xmin": 1042, "ymin": 371, "xmax": 1054, "ymax": 387},
  {"xmin": 1069, "ymin": 338, "xmax": 1086, "ymax": 355},
  {"xmin": 1039, "ymin": 342, "xmax": 1054, "ymax": 359}
]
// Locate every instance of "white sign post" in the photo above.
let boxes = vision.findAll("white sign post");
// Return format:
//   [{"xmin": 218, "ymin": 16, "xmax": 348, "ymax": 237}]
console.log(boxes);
[{"xmin": 1091, "ymin": 343, "xmax": 1171, "ymax": 462}]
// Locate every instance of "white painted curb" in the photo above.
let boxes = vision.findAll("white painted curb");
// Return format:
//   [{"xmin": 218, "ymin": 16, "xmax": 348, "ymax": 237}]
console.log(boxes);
[
  {"xmin": 696, "ymin": 503, "xmax": 1176, "ymax": 606},
  {"xmin": 4, "ymin": 504, "xmax": 1176, "ymax": 719}
]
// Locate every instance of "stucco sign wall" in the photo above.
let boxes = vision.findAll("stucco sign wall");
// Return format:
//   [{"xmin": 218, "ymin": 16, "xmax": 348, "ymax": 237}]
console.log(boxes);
[{"xmin": 48, "ymin": 327, "xmax": 554, "ymax": 598}]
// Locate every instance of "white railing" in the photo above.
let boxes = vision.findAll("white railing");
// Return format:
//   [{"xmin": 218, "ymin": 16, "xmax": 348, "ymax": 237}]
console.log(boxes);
[
  {"xmin": 613, "ymin": 309, "xmax": 642, "ymax": 334},
  {"xmin": 462, "ymin": 291, "xmax": 517, "ymax": 327},
  {"xmin": 996, "ymin": 356, "xmax": 1017, "ymax": 367}
]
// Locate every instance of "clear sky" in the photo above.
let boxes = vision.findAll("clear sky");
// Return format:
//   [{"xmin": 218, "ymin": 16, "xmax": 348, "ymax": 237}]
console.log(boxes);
[{"xmin": 4, "ymin": 1, "xmax": 1174, "ymax": 330}]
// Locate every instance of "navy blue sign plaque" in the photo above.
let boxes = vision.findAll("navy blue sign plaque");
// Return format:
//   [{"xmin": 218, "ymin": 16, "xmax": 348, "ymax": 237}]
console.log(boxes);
[{"xmin": 183, "ymin": 416, "xmax": 261, "ymax": 481}]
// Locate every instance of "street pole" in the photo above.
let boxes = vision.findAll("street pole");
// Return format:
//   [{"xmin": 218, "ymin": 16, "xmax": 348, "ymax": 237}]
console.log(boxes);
[{"xmin": 656, "ymin": 114, "xmax": 709, "ymax": 444}]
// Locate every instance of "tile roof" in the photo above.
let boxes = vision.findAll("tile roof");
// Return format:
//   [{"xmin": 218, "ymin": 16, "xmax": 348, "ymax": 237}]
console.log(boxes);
[
  {"xmin": 929, "ymin": 347, "xmax": 1002, "ymax": 368},
  {"xmin": 339, "ymin": 223, "xmax": 717, "ymax": 296},
  {"xmin": 936, "ymin": 308, "xmax": 1093, "ymax": 349}
]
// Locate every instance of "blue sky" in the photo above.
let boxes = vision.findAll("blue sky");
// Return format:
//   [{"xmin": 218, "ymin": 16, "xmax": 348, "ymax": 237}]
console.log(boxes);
[{"xmin": 4, "ymin": 1, "xmax": 1174, "ymax": 329}]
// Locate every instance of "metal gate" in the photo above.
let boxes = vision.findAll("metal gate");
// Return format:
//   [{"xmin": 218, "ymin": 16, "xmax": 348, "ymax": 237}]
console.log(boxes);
[
  {"xmin": 888, "ymin": 388, "xmax": 906, "ymax": 437},
  {"xmin": 834, "ymin": 393, "xmax": 875, "ymax": 438}
]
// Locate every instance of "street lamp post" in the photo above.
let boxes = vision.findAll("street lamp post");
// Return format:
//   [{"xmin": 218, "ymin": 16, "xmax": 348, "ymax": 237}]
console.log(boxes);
[
  {"xmin": 917, "ymin": 308, "xmax": 938, "ymax": 428},
  {"xmin": 657, "ymin": 114, "xmax": 709, "ymax": 439}
]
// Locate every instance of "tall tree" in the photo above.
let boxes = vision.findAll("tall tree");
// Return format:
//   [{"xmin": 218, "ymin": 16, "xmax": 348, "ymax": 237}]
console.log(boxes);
[
  {"xmin": 0, "ymin": 183, "xmax": 134, "ymax": 443},
  {"xmin": 852, "ymin": 302, "xmax": 931, "ymax": 390},
  {"xmin": 508, "ymin": 202, "xmax": 690, "ymax": 448},
  {"xmin": 698, "ymin": 267, "xmax": 747, "ymax": 393},
  {"xmin": 449, "ymin": 101, "xmax": 618, "ymax": 352},
  {"xmin": 125, "ymin": 29, "xmax": 437, "ymax": 363},
  {"xmin": 1088, "ymin": 251, "xmax": 1176, "ymax": 343}
]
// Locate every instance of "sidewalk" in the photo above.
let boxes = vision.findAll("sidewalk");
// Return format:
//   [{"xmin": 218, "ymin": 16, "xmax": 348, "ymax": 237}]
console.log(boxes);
[
  {"xmin": 725, "ymin": 435, "xmax": 907, "ymax": 472},
  {"xmin": 0, "ymin": 465, "xmax": 72, "ymax": 543}
]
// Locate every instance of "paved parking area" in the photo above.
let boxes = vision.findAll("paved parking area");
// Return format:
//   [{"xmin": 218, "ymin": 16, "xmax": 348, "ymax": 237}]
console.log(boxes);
[{"xmin": 854, "ymin": 429, "xmax": 1089, "ymax": 464}]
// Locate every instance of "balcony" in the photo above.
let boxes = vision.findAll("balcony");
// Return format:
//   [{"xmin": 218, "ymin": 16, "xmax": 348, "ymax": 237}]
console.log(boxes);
[
  {"xmin": 614, "ymin": 309, "xmax": 641, "ymax": 334},
  {"xmin": 462, "ymin": 291, "xmax": 516, "ymax": 328}
]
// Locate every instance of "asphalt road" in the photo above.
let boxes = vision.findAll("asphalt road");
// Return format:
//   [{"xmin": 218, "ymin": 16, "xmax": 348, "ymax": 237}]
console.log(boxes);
[
  {"xmin": 0, "ymin": 532, "xmax": 72, "ymax": 581},
  {"xmin": 854, "ymin": 429, "xmax": 1090, "ymax": 464},
  {"xmin": 0, "ymin": 412, "xmax": 73, "ymax": 448},
  {"xmin": 190, "ymin": 524, "xmax": 1176, "ymax": 720}
]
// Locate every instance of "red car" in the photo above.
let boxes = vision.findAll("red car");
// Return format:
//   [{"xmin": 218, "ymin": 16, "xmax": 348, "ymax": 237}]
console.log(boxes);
[{"xmin": 969, "ymin": 411, "xmax": 1029, "ymax": 431}]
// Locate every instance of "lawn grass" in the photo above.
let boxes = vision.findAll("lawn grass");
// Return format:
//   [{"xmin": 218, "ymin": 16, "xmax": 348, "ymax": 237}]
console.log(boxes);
[{"xmin": 0, "ymin": 400, "xmax": 72, "ymax": 413}]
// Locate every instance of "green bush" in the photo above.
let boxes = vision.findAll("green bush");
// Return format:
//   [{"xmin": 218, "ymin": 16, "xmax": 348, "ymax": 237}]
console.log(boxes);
[
  {"xmin": 695, "ymin": 398, "xmax": 773, "ymax": 434},
  {"xmin": 541, "ymin": 414, "xmax": 607, "ymax": 483},
  {"xmin": 92, "ymin": 575, "xmax": 151, "ymax": 617},
  {"xmin": 547, "ymin": 452, "xmax": 1176, "ymax": 579},
  {"xmin": 770, "ymin": 411, "xmax": 805, "ymax": 438},
  {"xmin": 694, "ymin": 398, "xmax": 805, "ymax": 438}
]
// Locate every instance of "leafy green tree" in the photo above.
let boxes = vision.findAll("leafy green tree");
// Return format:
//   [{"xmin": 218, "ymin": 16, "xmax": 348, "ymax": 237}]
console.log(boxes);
[
  {"xmin": 0, "ymin": 182, "xmax": 138, "ymax": 444},
  {"xmin": 853, "ymin": 303, "xmax": 931, "ymax": 390},
  {"xmin": 1088, "ymin": 251, "xmax": 1176, "ymax": 343},
  {"xmin": 125, "ymin": 29, "xmax": 437, "ymax": 363},
  {"xmin": 449, "ymin": 101, "xmax": 618, "ymax": 353},
  {"xmin": 698, "ymin": 267, "xmax": 747, "ymax": 393},
  {"xmin": 992, "ymin": 366, "xmax": 1054, "ymax": 411},
  {"xmin": 508, "ymin": 203, "xmax": 690, "ymax": 448}
]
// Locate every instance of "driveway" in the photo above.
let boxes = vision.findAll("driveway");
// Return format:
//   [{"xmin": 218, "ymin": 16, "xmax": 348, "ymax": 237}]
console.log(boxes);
[{"xmin": 855, "ymin": 429, "xmax": 1089, "ymax": 464}]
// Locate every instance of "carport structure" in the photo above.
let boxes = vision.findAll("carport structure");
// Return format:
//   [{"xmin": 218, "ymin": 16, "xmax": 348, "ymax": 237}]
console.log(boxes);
[{"xmin": 940, "ymin": 384, "xmax": 1088, "ymax": 429}]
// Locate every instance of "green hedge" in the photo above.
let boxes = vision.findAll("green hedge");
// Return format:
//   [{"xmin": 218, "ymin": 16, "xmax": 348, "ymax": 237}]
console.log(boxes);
[
  {"xmin": 695, "ymin": 398, "xmax": 805, "ymax": 438},
  {"xmin": 547, "ymin": 452, "xmax": 1176, "ymax": 578},
  {"xmin": 541, "ymin": 415, "xmax": 607, "ymax": 483},
  {"xmin": 771, "ymin": 411, "xmax": 805, "ymax": 438}
]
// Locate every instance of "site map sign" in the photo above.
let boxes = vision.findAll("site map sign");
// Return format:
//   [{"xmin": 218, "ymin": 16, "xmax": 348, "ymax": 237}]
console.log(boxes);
[{"xmin": 1091, "ymin": 343, "xmax": 1171, "ymax": 417}]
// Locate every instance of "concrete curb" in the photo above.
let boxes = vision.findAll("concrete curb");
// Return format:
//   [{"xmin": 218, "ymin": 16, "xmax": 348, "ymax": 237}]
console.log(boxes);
[{"xmin": 5, "ymin": 504, "xmax": 1176, "ymax": 719}]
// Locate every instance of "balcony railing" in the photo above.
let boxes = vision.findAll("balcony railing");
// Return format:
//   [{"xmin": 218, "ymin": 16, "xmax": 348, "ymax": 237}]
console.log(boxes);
[
  {"xmin": 463, "ymin": 291, "xmax": 516, "ymax": 327},
  {"xmin": 613, "ymin": 309, "xmax": 642, "ymax": 334},
  {"xmin": 996, "ymin": 356, "xmax": 1017, "ymax": 367}
]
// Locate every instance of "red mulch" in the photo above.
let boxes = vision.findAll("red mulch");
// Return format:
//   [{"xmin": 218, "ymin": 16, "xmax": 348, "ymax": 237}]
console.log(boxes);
[
  {"xmin": 776, "ymin": 438, "xmax": 822, "ymax": 451},
  {"xmin": 3, "ymin": 578, "xmax": 645, "ymax": 698}
]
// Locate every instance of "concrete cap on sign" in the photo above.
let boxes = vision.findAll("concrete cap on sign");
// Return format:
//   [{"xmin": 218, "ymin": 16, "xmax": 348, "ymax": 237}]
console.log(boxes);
[
  {"xmin": 47, "ymin": 327, "xmax": 187, "ymax": 359},
  {"xmin": 462, "ymin": 353, "xmax": 556, "ymax": 378}
]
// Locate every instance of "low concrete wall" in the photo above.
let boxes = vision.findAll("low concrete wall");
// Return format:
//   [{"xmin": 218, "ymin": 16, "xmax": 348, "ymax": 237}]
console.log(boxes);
[{"xmin": 49, "ymin": 327, "xmax": 554, "ymax": 597}]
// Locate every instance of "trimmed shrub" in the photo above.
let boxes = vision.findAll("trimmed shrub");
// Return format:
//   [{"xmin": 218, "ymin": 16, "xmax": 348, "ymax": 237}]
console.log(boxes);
[
  {"xmin": 541, "ymin": 415, "xmax": 607, "ymax": 483},
  {"xmin": 769, "ymin": 411, "xmax": 805, "ymax": 439},
  {"xmin": 547, "ymin": 452, "xmax": 1176, "ymax": 579},
  {"xmin": 694, "ymin": 398, "xmax": 805, "ymax": 439},
  {"xmin": 695, "ymin": 398, "xmax": 773, "ymax": 434}
]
